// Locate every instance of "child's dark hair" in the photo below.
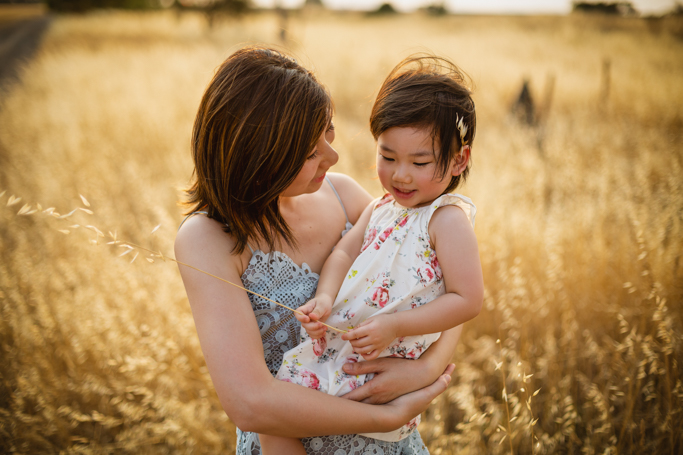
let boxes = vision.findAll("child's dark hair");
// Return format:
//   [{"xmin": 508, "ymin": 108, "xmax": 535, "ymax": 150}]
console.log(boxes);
[{"xmin": 370, "ymin": 55, "xmax": 476, "ymax": 193}]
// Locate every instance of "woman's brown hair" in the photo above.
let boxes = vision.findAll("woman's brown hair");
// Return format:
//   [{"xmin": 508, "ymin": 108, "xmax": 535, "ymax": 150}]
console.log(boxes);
[
  {"xmin": 185, "ymin": 46, "xmax": 332, "ymax": 254},
  {"xmin": 370, "ymin": 55, "xmax": 476, "ymax": 193}
]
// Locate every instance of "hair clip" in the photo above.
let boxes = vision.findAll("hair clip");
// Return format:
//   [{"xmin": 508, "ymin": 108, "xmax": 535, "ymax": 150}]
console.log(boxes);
[{"xmin": 456, "ymin": 114, "xmax": 468, "ymax": 147}]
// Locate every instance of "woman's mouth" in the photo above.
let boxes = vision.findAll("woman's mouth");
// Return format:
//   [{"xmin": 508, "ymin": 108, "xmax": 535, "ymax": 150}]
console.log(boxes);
[
  {"xmin": 393, "ymin": 187, "xmax": 415, "ymax": 199},
  {"xmin": 314, "ymin": 173, "xmax": 326, "ymax": 183}
]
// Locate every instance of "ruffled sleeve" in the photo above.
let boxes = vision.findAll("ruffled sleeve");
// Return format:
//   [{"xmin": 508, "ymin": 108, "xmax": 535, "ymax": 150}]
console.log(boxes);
[{"xmin": 428, "ymin": 193, "xmax": 476, "ymax": 228}]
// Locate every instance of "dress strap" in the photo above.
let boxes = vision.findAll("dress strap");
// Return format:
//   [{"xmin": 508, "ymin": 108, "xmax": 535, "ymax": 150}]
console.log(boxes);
[
  {"xmin": 178, "ymin": 211, "xmax": 208, "ymax": 231},
  {"xmin": 325, "ymin": 176, "xmax": 354, "ymax": 236},
  {"xmin": 178, "ymin": 210, "xmax": 255, "ymax": 253}
]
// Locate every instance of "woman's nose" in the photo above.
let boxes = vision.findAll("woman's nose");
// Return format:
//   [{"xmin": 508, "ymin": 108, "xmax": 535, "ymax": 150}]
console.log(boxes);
[{"xmin": 321, "ymin": 141, "xmax": 339, "ymax": 168}]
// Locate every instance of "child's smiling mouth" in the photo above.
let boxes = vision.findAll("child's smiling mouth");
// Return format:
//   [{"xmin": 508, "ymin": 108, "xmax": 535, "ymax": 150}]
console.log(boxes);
[{"xmin": 393, "ymin": 187, "xmax": 416, "ymax": 199}]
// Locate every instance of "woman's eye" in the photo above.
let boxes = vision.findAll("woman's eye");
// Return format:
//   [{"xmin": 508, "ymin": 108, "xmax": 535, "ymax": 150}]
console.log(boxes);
[
  {"xmin": 327, "ymin": 122, "xmax": 335, "ymax": 132},
  {"xmin": 307, "ymin": 150, "xmax": 319, "ymax": 160}
]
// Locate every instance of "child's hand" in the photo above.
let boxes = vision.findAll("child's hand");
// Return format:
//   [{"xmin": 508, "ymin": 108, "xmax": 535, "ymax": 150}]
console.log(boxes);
[
  {"xmin": 296, "ymin": 295, "xmax": 333, "ymax": 339},
  {"xmin": 341, "ymin": 314, "xmax": 398, "ymax": 360}
]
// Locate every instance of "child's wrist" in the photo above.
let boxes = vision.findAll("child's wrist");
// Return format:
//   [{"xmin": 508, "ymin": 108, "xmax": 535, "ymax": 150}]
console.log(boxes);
[
  {"xmin": 387, "ymin": 312, "xmax": 404, "ymax": 339},
  {"xmin": 315, "ymin": 292, "xmax": 334, "ymax": 307}
]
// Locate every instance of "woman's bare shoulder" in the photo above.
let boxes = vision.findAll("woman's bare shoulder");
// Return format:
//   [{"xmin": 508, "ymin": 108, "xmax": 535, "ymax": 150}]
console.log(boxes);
[
  {"xmin": 174, "ymin": 215, "xmax": 243, "ymax": 272},
  {"xmin": 326, "ymin": 172, "xmax": 373, "ymax": 223}
]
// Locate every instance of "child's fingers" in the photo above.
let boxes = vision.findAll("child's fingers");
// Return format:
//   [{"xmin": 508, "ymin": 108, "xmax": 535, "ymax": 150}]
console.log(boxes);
[
  {"xmin": 354, "ymin": 344, "xmax": 375, "ymax": 357},
  {"xmin": 349, "ymin": 336, "xmax": 372, "ymax": 349},
  {"xmin": 307, "ymin": 329, "xmax": 326, "ymax": 339},
  {"xmin": 342, "ymin": 325, "xmax": 371, "ymax": 342},
  {"xmin": 298, "ymin": 300, "xmax": 317, "ymax": 315},
  {"xmin": 361, "ymin": 350, "xmax": 379, "ymax": 361},
  {"xmin": 301, "ymin": 320, "xmax": 319, "ymax": 330},
  {"xmin": 295, "ymin": 312, "xmax": 311, "ymax": 323},
  {"xmin": 311, "ymin": 303, "xmax": 329, "ymax": 320},
  {"xmin": 304, "ymin": 323, "xmax": 327, "ymax": 339}
]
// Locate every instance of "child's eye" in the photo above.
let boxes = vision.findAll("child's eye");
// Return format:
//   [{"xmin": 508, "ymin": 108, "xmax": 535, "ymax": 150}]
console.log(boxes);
[
  {"xmin": 414, "ymin": 162, "xmax": 431, "ymax": 167},
  {"xmin": 380, "ymin": 155, "xmax": 394, "ymax": 162},
  {"xmin": 307, "ymin": 150, "xmax": 319, "ymax": 160}
]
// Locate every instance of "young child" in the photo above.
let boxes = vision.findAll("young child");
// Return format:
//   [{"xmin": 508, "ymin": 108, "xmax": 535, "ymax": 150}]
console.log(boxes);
[{"xmin": 259, "ymin": 55, "xmax": 484, "ymax": 454}]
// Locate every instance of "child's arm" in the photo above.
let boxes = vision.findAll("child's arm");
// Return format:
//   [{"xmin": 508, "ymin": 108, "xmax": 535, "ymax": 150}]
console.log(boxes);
[
  {"xmin": 296, "ymin": 202, "xmax": 376, "ymax": 338},
  {"xmin": 342, "ymin": 205, "xmax": 483, "ymax": 359}
]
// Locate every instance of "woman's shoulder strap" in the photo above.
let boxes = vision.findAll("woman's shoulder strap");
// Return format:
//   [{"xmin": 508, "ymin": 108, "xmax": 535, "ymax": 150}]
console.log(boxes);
[
  {"xmin": 325, "ymin": 176, "xmax": 354, "ymax": 236},
  {"xmin": 178, "ymin": 211, "xmax": 209, "ymax": 231}
]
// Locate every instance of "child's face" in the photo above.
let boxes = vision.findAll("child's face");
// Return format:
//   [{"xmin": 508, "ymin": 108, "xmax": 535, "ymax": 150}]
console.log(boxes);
[{"xmin": 376, "ymin": 126, "xmax": 462, "ymax": 208}]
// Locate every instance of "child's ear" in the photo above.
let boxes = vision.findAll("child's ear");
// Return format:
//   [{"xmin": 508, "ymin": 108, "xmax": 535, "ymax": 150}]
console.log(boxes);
[{"xmin": 451, "ymin": 145, "xmax": 471, "ymax": 176}]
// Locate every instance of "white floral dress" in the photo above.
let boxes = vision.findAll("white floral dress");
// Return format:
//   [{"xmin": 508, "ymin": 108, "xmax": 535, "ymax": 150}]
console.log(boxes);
[
  {"xmin": 276, "ymin": 192, "xmax": 476, "ymax": 442},
  {"xmin": 231, "ymin": 178, "xmax": 435, "ymax": 455}
]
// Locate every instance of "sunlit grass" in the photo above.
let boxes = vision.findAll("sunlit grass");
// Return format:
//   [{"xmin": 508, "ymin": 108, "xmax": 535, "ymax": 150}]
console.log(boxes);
[{"xmin": 1, "ymin": 9, "xmax": 681, "ymax": 454}]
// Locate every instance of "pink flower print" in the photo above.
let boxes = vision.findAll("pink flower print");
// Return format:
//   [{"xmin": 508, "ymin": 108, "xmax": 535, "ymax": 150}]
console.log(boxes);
[
  {"xmin": 398, "ymin": 215, "xmax": 409, "ymax": 228},
  {"xmin": 370, "ymin": 283, "xmax": 390, "ymax": 308},
  {"xmin": 378, "ymin": 226, "xmax": 394, "ymax": 243},
  {"xmin": 312, "ymin": 336, "xmax": 327, "ymax": 357},
  {"xmin": 348, "ymin": 378, "xmax": 359, "ymax": 390},
  {"xmin": 361, "ymin": 227, "xmax": 378, "ymax": 252},
  {"xmin": 375, "ymin": 193, "xmax": 393, "ymax": 209},
  {"xmin": 300, "ymin": 369, "xmax": 321, "ymax": 390},
  {"xmin": 417, "ymin": 267, "xmax": 435, "ymax": 284},
  {"xmin": 430, "ymin": 254, "xmax": 443, "ymax": 280}
]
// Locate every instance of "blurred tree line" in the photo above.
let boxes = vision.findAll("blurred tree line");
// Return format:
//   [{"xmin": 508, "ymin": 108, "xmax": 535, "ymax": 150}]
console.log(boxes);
[{"xmin": 45, "ymin": 0, "xmax": 249, "ymax": 13}]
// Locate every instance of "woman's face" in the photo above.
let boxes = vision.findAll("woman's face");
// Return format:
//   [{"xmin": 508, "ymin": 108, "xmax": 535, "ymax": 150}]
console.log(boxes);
[{"xmin": 281, "ymin": 123, "xmax": 338, "ymax": 197}]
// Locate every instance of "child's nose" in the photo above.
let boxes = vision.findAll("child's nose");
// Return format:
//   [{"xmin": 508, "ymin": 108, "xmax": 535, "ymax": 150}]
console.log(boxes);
[{"xmin": 393, "ymin": 165, "xmax": 411, "ymax": 183}]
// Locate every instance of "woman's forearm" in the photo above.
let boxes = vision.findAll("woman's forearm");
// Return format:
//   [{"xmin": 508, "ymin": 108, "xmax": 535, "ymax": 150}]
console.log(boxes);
[{"xmin": 237, "ymin": 376, "xmax": 394, "ymax": 437}]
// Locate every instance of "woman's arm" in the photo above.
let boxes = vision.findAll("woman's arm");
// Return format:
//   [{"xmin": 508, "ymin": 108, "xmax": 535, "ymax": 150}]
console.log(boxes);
[{"xmin": 175, "ymin": 215, "xmax": 451, "ymax": 437}]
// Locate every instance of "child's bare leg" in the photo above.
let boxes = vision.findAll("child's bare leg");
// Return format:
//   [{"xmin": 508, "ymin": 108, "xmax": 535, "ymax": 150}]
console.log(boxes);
[{"xmin": 259, "ymin": 434, "xmax": 307, "ymax": 455}]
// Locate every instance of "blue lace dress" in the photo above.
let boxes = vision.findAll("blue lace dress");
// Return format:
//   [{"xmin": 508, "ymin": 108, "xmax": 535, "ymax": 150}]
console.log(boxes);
[
  {"xmin": 235, "ymin": 249, "xmax": 430, "ymax": 455},
  {"xmin": 233, "ymin": 179, "xmax": 431, "ymax": 455}
]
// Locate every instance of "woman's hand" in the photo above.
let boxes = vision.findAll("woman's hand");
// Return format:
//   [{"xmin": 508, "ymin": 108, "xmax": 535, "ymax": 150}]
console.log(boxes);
[
  {"xmin": 341, "ymin": 358, "xmax": 456, "ymax": 404},
  {"xmin": 341, "ymin": 314, "xmax": 398, "ymax": 360},
  {"xmin": 381, "ymin": 363, "xmax": 454, "ymax": 428}
]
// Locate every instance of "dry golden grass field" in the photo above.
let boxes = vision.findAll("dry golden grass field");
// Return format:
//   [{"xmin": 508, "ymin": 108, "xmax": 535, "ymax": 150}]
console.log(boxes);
[{"xmin": 0, "ymin": 8, "xmax": 682, "ymax": 454}]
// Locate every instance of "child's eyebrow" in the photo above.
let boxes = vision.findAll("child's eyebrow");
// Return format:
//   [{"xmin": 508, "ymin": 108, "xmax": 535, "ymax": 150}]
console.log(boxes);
[
  {"xmin": 409, "ymin": 150, "xmax": 434, "ymax": 158},
  {"xmin": 378, "ymin": 144, "xmax": 433, "ymax": 157}
]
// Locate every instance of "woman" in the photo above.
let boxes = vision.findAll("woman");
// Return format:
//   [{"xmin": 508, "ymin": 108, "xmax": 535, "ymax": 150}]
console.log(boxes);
[{"xmin": 175, "ymin": 46, "xmax": 462, "ymax": 454}]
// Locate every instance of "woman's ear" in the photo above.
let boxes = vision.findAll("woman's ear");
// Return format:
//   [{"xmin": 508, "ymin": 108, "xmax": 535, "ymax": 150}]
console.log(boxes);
[{"xmin": 451, "ymin": 145, "xmax": 471, "ymax": 176}]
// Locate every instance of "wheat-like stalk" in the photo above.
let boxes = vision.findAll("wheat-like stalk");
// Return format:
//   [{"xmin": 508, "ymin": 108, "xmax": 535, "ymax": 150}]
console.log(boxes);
[{"xmin": 2, "ymin": 192, "xmax": 347, "ymax": 334}]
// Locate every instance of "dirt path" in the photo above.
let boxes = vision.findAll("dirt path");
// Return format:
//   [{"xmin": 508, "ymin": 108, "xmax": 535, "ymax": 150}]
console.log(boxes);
[{"xmin": 0, "ymin": 5, "xmax": 51, "ymax": 90}]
